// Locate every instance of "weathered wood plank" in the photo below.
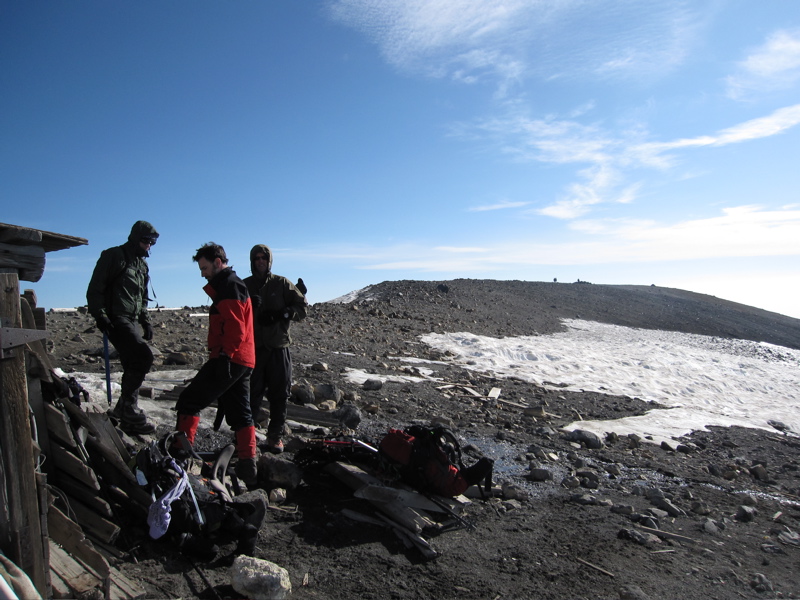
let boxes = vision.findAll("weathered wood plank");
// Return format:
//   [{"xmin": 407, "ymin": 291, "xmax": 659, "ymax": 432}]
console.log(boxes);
[
  {"xmin": 0, "ymin": 273, "xmax": 47, "ymax": 594},
  {"xmin": 48, "ymin": 540, "xmax": 101, "ymax": 595},
  {"xmin": 44, "ymin": 402, "xmax": 77, "ymax": 448},
  {"xmin": 48, "ymin": 505, "xmax": 111, "ymax": 579},
  {"xmin": 66, "ymin": 498, "xmax": 120, "ymax": 545},
  {"xmin": 50, "ymin": 443, "xmax": 100, "ymax": 491},
  {"xmin": 56, "ymin": 475, "xmax": 114, "ymax": 519}
]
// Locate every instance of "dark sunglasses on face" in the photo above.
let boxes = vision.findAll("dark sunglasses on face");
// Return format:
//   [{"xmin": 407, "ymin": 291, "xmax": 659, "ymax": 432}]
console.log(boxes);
[{"xmin": 141, "ymin": 236, "xmax": 157, "ymax": 246}]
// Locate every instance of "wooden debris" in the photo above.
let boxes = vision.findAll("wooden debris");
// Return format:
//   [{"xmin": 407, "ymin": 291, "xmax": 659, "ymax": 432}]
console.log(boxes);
[
  {"xmin": 355, "ymin": 485, "xmax": 450, "ymax": 514},
  {"xmin": 575, "ymin": 556, "xmax": 614, "ymax": 578},
  {"xmin": 636, "ymin": 525, "xmax": 697, "ymax": 544},
  {"xmin": 323, "ymin": 462, "xmax": 436, "ymax": 533}
]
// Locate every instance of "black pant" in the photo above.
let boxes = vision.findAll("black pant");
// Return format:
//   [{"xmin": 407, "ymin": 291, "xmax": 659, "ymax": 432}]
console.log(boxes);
[
  {"xmin": 107, "ymin": 316, "xmax": 154, "ymax": 399},
  {"xmin": 176, "ymin": 358, "xmax": 254, "ymax": 430},
  {"xmin": 249, "ymin": 347, "xmax": 292, "ymax": 438}
]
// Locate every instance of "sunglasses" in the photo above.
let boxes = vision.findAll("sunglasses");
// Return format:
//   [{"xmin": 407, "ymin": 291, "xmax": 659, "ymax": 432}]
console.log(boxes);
[{"xmin": 141, "ymin": 236, "xmax": 158, "ymax": 246}]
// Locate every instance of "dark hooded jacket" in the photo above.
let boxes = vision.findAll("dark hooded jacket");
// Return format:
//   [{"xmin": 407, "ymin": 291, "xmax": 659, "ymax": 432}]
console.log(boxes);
[
  {"xmin": 243, "ymin": 244, "xmax": 307, "ymax": 349},
  {"xmin": 87, "ymin": 221, "xmax": 159, "ymax": 324}
]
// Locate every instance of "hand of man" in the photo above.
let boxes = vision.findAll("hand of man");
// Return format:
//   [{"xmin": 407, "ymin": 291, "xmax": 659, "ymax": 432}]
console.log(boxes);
[
  {"xmin": 217, "ymin": 354, "xmax": 231, "ymax": 380},
  {"xmin": 96, "ymin": 315, "xmax": 114, "ymax": 334},
  {"xmin": 141, "ymin": 322, "xmax": 154, "ymax": 341},
  {"xmin": 251, "ymin": 295, "xmax": 262, "ymax": 309},
  {"xmin": 258, "ymin": 310, "xmax": 277, "ymax": 326}
]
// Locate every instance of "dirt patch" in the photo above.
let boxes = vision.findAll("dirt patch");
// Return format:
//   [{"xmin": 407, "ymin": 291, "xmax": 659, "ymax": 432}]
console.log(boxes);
[{"xmin": 45, "ymin": 280, "xmax": 800, "ymax": 599}]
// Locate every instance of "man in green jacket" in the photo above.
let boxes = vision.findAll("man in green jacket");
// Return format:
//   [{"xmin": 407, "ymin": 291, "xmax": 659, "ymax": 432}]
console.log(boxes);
[
  {"xmin": 87, "ymin": 221, "xmax": 159, "ymax": 434},
  {"xmin": 244, "ymin": 244, "xmax": 307, "ymax": 453}
]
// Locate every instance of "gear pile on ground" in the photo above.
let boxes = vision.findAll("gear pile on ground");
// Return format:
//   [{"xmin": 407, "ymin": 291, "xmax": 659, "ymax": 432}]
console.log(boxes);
[{"xmin": 45, "ymin": 279, "xmax": 800, "ymax": 600}]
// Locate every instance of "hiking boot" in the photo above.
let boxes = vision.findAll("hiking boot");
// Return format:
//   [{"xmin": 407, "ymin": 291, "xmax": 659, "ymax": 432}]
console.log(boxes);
[
  {"xmin": 235, "ymin": 457, "xmax": 259, "ymax": 488},
  {"xmin": 266, "ymin": 437, "xmax": 284, "ymax": 454},
  {"xmin": 120, "ymin": 419, "xmax": 156, "ymax": 435}
]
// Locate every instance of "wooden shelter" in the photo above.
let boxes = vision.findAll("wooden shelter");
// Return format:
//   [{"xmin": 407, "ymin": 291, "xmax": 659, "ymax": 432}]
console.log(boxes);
[{"xmin": 0, "ymin": 223, "xmax": 86, "ymax": 597}]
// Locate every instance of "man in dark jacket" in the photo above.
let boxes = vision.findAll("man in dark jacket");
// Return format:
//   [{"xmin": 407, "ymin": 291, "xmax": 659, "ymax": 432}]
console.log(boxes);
[
  {"xmin": 87, "ymin": 221, "xmax": 159, "ymax": 434},
  {"xmin": 244, "ymin": 244, "xmax": 307, "ymax": 454},
  {"xmin": 174, "ymin": 243, "xmax": 259, "ymax": 486}
]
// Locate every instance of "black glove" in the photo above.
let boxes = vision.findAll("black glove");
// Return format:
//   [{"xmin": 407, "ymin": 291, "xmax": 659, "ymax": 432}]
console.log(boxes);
[
  {"xmin": 257, "ymin": 310, "xmax": 276, "ymax": 326},
  {"xmin": 296, "ymin": 278, "xmax": 307, "ymax": 295},
  {"xmin": 251, "ymin": 295, "xmax": 262, "ymax": 310},
  {"xmin": 217, "ymin": 354, "xmax": 231, "ymax": 380},
  {"xmin": 141, "ymin": 322, "xmax": 154, "ymax": 341},
  {"xmin": 96, "ymin": 315, "xmax": 114, "ymax": 334}
]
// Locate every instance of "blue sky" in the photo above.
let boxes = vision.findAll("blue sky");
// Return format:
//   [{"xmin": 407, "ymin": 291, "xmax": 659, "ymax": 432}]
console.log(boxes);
[{"xmin": 3, "ymin": 1, "xmax": 800, "ymax": 318}]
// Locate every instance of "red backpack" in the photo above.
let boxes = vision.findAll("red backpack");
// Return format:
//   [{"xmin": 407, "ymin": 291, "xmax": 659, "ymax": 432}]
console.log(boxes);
[{"xmin": 379, "ymin": 426, "xmax": 492, "ymax": 497}]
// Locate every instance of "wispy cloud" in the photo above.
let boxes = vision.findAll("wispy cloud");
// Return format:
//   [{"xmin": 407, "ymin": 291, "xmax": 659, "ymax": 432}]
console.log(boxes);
[
  {"xmin": 727, "ymin": 29, "xmax": 800, "ymax": 100},
  {"xmin": 345, "ymin": 205, "xmax": 800, "ymax": 273},
  {"xmin": 328, "ymin": 0, "xmax": 708, "ymax": 92},
  {"xmin": 461, "ymin": 103, "xmax": 800, "ymax": 219},
  {"xmin": 469, "ymin": 199, "xmax": 529, "ymax": 212}
]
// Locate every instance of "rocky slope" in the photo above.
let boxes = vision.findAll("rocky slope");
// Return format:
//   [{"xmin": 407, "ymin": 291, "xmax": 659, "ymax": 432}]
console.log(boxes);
[{"xmin": 45, "ymin": 280, "xmax": 800, "ymax": 600}]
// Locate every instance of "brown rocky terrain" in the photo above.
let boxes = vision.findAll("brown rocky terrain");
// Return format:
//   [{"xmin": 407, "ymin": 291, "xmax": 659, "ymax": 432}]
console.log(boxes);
[{"xmin": 44, "ymin": 279, "xmax": 800, "ymax": 600}]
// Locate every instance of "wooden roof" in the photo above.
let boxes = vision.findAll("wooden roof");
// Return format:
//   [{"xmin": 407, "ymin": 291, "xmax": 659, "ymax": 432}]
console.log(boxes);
[{"xmin": 0, "ymin": 222, "xmax": 88, "ymax": 253}]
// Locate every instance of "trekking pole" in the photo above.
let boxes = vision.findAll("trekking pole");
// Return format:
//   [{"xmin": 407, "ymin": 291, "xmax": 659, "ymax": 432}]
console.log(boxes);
[{"xmin": 103, "ymin": 332, "xmax": 112, "ymax": 406}]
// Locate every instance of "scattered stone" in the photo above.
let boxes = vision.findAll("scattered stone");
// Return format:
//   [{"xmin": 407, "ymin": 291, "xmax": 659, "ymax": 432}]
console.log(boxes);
[
  {"xmin": 611, "ymin": 504, "xmax": 634, "ymax": 516},
  {"xmin": 164, "ymin": 352, "xmax": 190, "ymax": 365},
  {"xmin": 702, "ymin": 518, "xmax": 720, "ymax": 535},
  {"xmin": 571, "ymin": 493, "xmax": 599, "ymax": 505},
  {"xmin": 760, "ymin": 543, "xmax": 785, "ymax": 554},
  {"xmin": 291, "ymin": 382, "xmax": 315, "ymax": 404},
  {"xmin": 230, "ymin": 556, "xmax": 292, "ymax": 600},
  {"xmin": 269, "ymin": 488, "xmax": 287, "ymax": 504},
  {"xmin": 501, "ymin": 482, "xmax": 529, "ymax": 501},
  {"xmin": 736, "ymin": 492, "xmax": 757, "ymax": 506},
  {"xmin": 690, "ymin": 501, "xmax": 711, "ymax": 515},
  {"xmin": 332, "ymin": 404, "xmax": 362, "ymax": 429},
  {"xmin": 565, "ymin": 429, "xmax": 604, "ymax": 449},
  {"xmin": 561, "ymin": 476, "xmax": 581, "ymax": 489},
  {"xmin": 749, "ymin": 464, "xmax": 769, "ymax": 481},
  {"xmin": 627, "ymin": 433, "xmax": 641, "ymax": 448},
  {"xmin": 650, "ymin": 497, "xmax": 685, "ymax": 518},
  {"xmin": 777, "ymin": 527, "xmax": 800, "ymax": 546},
  {"xmin": 605, "ymin": 464, "xmax": 621, "ymax": 477},
  {"xmin": 318, "ymin": 399, "xmax": 337, "ymax": 411},
  {"xmin": 660, "ymin": 440, "xmax": 675, "ymax": 452},
  {"xmin": 313, "ymin": 383, "xmax": 342, "ymax": 403},
  {"xmin": 735, "ymin": 505, "xmax": 758, "ymax": 522},
  {"xmin": 258, "ymin": 455, "xmax": 302, "ymax": 490},
  {"xmin": 362, "ymin": 378, "xmax": 383, "ymax": 391},
  {"xmin": 749, "ymin": 573, "xmax": 773, "ymax": 593},
  {"xmin": 676, "ymin": 442, "xmax": 697, "ymax": 454},
  {"xmin": 618, "ymin": 528, "xmax": 662, "ymax": 546},
  {"xmin": 527, "ymin": 468, "xmax": 553, "ymax": 482},
  {"xmin": 311, "ymin": 361, "xmax": 329, "ymax": 371},
  {"xmin": 618, "ymin": 584, "xmax": 652, "ymax": 600}
]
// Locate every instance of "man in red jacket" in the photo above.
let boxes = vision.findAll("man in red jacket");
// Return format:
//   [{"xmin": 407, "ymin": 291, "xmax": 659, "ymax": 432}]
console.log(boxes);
[{"xmin": 174, "ymin": 242, "xmax": 258, "ymax": 486}]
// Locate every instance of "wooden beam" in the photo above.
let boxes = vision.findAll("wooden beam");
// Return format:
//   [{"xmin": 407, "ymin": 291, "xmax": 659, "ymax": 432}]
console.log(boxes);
[
  {"xmin": 0, "ymin": 242, "xmax": 46, "ymax": 282},
  {"xmin": 0, "ymin": 272, "xmax": 47, "ymax": 595}
]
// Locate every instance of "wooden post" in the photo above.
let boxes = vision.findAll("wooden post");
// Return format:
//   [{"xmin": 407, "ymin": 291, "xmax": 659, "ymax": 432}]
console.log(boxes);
[{"xmin": 0, "ymin": 272, "xmax": 47, "ymax": 595}]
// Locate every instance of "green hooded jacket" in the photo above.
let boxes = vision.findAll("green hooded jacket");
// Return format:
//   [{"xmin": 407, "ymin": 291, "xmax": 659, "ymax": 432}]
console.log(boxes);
[
  {"xmin": 86, "ymin": 221, "xmax": 159, "ymax": 324},
  {"xmin": 243, "ymin": 244, "xmax": 307, "ymax": 349}
]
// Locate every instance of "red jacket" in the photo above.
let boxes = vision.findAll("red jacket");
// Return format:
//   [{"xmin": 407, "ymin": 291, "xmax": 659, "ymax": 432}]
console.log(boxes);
[{"xmin": 203, "ymin": 267, "xmax": 255, "ymax": 368}]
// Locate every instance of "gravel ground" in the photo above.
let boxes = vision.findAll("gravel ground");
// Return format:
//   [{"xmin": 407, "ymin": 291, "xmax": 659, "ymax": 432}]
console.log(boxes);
[{"xmin": 45, "ymin": 279, "xmax": 800, "ymax": 600}]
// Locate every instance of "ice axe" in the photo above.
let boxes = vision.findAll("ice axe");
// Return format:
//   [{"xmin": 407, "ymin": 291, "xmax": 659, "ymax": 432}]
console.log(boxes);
[{"xmin": 103, "ymin": 333, "xmax": 112, "ymax": 406}]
